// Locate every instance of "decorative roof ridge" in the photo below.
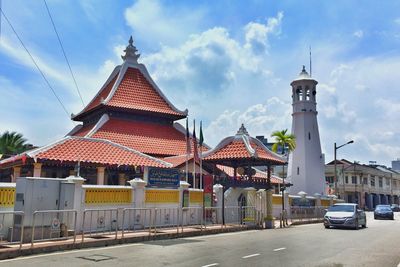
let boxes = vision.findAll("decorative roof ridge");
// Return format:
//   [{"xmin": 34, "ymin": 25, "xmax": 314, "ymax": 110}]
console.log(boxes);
[
  {"xmin": 69, "ymin": 136, "xmax": 173, "ymax": 168},
  {"xmin": 84, "ymin": 114, "xmax": 110, "ymax": 138},
  {"xmin": 72, "ymin": 65, "xmax": 121, "ymax": 118},
  {"xmin": 241, "ymin": 134, "xmax": 256, "ymax": 157},
  {"xmin": 201, "ymin": 136, "xmax": 235, "ymax": 158}
]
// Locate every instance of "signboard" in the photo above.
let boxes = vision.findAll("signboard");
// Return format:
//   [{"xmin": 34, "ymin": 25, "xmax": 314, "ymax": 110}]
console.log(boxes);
[
  {"xmin": 203, "ymin": 175, "xmax": 213, "ymax": 207},
  {"xmin": 182, "ymin": 189, "xmax": 189, "ymax": 208},
  {"xmin": 147, "ymin": 167, "xmax": 180, "ymax": 188}
]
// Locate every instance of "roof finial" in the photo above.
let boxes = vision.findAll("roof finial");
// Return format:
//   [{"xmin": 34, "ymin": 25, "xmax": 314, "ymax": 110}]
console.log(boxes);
[
  {"xmin": 121, "ymin": 35, "xmax": 140, "ymax": 63},
  {"xmin": 236, "ymin": 123, "xmax": 249, "ymax": 136}
]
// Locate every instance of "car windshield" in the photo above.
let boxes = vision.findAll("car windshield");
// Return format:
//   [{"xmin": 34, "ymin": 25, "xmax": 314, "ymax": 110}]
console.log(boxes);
[
  {"xmin": 328, "ymin": 205, "xmax": 354, "ymax": 212},
  {"xmin": 376, "ymin": 206, "xmax": 392, "ymax": 211}
]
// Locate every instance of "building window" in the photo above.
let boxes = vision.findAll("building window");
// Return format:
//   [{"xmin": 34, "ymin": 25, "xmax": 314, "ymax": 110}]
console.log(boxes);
[
  {"xmin": 363, "ymin": 177, "xmax": 368, "ymax": 185},
  {"xmin": 308, "ymin": 132, "xmax": 311, "ymax": 140},
  {"xmin": 351, "ymin": 176, "xmax": 357, "ymax": 184},
  {"xmin": 371, "ymin": 177, "xmax": 375, "ymax": 187},
  {"xmin": 386, "ymin": 179, "xmax": 390, "ymax": 186},
  {"xmin": 345, "ymin": 176, "xmax": 349, "ymax": 184},
  {"xmin": 393, "ymin": 180, "xmax": 397, "ymax": 189},
  {"xmin": 297, "ymin": 167, "xmax": 300, "ymax": 175},
  {"xmin": 325, "ymin": 176, "xmax": 334, "ymax": 184},
  {"xmin": 379, "ymin": 177, "xmax": 383, "ymax": 188}
]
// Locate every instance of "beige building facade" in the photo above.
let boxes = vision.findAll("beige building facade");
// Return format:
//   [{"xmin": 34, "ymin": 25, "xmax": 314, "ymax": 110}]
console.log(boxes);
[{"xmin": 325, "ymin": 159, "xmax": 400, "ymax": 210}]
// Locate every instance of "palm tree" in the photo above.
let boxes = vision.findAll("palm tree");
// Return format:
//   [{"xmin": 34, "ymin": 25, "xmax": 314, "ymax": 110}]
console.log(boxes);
[
  {"xmin": 0, "ymin": 131, "xmax": 32, "ymax": 158},
  {"xmin": 271, "ymin": 129, "xmax": 296, "ymax": 156}
]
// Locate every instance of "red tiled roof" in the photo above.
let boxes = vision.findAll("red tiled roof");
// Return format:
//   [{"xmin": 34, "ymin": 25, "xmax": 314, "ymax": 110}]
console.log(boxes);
[
  {"xmin": 82, "ymin": 74, "xmax": 118, "ymax": 114},
  {"xmin": 85, "ymin": 118, "xmax": 206, "ymax": 157},
  {"xmin": 105, "ymin": 68, "xmax": 184, "ymax": 117},
  {"xmin": 31, "ymin": 137, "xmax": 171, "ymax": 167},
  {"xmin": 202, "ymin": 126, "xmax": 285, "ymax": 165},
  {"xmin": 72, "ymin": 124, "xmax": 95, "ymax": 137}
]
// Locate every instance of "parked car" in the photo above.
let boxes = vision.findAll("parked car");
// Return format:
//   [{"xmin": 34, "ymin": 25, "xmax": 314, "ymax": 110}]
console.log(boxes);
[
  {"xmin": 324, "ymin": 203, "xmax": 366, "ymax": 230},
  {"xmin": 374, "ymin": 205, "xmax": 394, "ymax": 220},
  {"xmin": 390, "ymin": 204, "xmax": 400, "ymax": 212}
]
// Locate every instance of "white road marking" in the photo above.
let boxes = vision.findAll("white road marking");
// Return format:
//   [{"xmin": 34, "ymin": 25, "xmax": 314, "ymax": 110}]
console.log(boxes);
[
  {"xmin": 273, "ymin": 247, "xmax": 286, "ymax": 251},
  {"xmin": 242, "ymin": 253, "xmax": 260, "ymax": 259},
  {"xmin": 0, "ymin": 243, "xmax": 143, "ymax": 262},
  {"xmin": 201, "ymin": 263, "xmax": 219, "ymax": 267}
]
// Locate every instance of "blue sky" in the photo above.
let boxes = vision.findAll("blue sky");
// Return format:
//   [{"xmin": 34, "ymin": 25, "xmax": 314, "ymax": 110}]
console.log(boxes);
[{"xmin": 1, "ymin": 0, "xmax": 400, "ymax": 166}]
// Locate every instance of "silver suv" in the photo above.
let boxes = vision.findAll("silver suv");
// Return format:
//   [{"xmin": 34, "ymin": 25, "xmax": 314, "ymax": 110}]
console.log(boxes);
[{"xmin": 324, "ymin": 203, "xmax": 366, "ymax": 230}]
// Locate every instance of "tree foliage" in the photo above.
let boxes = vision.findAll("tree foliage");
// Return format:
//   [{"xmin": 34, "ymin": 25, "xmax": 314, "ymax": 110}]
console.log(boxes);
[
  {"xmin": 271, "ymin": 129, "xmax": 296, "ymax": 155},
  {"xmin": 0, "ymin": 131, "xmax": 32, "ymax": 157}
]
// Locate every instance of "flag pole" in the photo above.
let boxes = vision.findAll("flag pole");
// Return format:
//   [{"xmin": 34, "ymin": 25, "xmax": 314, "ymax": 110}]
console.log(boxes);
[
  {"xmin": 185, "ymin": 118, "xmax": 189, "ymax": 183},
  {"xmin": 193, "ymin": 120, "xmax": 196, "ymax": 189},
  {"xmin": 200, "ymin": 121, "xmax": 203, "ymax": 189}
]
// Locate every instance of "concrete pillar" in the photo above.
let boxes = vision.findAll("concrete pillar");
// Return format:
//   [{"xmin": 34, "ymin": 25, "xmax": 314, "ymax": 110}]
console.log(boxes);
[
  {"xmin": 12, "ymin": 166, "xmax": 21, "ymax": 182},
  {"xmin": 284, "ymin": 192, "xmax": 290, "ymax": 216},
  {"xmin": 118, "ymin": 173, "xmax": 126, "ymax": 185},
  {"xmin": 368, "ymin": 194, "xmax": 374, "ymax": 210},
  {"xmin": 64, "ymin": 176, "xmax": 85, "ymax": 233},
  {"xmin": 128, "ymin": 178, "xmax": 147, "ymax": 208},
  {"xmin": 213, "ymin": 184, "xmax": 224, "ymax": 224},
  {"xmin": 69, "ymin": 170, "xmax": 76, "ymax": 176},
  {"xmin": 265, "ymin": 189, "xmax": 274, "ymax": 228},
  {"xmin": 33, "ymin": 163, "xmax": 42, "ymax": 177},
  {"xmin": 97, "ymin": 166, "xmax": 105, "ymax": 185},
  {"xmin": 244, "ymin": 187, "xmax": 257, "ymax": 207}
]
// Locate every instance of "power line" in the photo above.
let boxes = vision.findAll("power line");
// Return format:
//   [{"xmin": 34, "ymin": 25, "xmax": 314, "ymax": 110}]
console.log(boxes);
[
  {"xmin": 43, "ymin": 0, "xmax": 85, "ymax": 108},
  {"xmin": 0, "ymin": 7, "xmax": 74, "ymax": 123}
]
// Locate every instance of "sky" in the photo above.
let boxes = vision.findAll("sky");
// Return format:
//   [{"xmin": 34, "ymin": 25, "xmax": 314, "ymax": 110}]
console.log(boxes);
[{"xmin": 1, "ymin": 0, "xmax": 400, "ymax": 167}]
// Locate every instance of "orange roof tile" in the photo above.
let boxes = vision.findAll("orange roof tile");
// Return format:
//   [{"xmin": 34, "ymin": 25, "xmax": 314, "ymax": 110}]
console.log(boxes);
[
  {"xmin": 82, "ymin": 74, "xmax": 118, "ymax": 114},
  {"xmin": 105, "ymin": 68, "xmax": 184, "ymax": 117},
  {"xmin": 86, "ymin": 118, "xmax": 206, "ymax": 157},
  {"xmin": 31, "ymin": 137, "xmax": 171, "ymax": 167}
]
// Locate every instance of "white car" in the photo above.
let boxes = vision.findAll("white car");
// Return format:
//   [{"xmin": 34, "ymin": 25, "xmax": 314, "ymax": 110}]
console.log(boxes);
[{"xmin": 324, "ymin": 203, "xmax": 366, "ymax": 230}]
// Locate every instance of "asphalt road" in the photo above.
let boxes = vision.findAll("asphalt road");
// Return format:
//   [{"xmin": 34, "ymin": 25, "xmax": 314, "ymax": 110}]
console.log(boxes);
[{"xmin": 1, "ymin": 212, "xmax": 400, "ymax": 267}]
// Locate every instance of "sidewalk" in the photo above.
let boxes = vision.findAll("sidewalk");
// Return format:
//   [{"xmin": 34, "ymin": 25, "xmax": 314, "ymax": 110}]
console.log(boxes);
[{"xmin": 0, "ymin": 224, "xmax": 259, "ymax": 260}]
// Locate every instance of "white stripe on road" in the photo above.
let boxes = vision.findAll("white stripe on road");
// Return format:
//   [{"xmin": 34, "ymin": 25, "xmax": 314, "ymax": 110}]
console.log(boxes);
[
  {"xmin": 242, "ymin": 253, "xmax": 260, "ymax": 259},
  {"xmin": 0, "ymin": 243, "xmax": 144, "ymax": 263},
  {"xmin": 201, "ymin": 263, "xmax": 219, "ymax": 267},
  {"xmin": 273, "ymin": 247, "xmax": 286, "ymax": 251}
]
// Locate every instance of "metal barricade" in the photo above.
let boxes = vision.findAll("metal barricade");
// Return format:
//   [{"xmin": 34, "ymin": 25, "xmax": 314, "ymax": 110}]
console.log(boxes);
[
  {"xmin": 224, "ymin": 206, "xmax": 241, "ymax": 226},
  {"xmin": 241, "ymin": 206, "xmax": 257, "ymax": 225},
  {"xmin": 31, "ymin": 210, "xmax": 77, "ymax": 247},
  {"xmin": 180, "ymin": 207, "xmax": 204, "ymax": 232},
  {"xmin": 204, "ymin": 207, "xmax": 222, "ymax": 229},
  {"xmin": 81, "ymin": 208, "xmax": 119, "ymax": 242},
  {"xmin": 153, "ymin": 207, "xmax": 180, "ymax": 234},
  {"xmin": 121, "ymin": 208, "xmax": 153, "ymax": 238},
  {"xmin": 0, "ymin": 211, "xmax": 24, "ymax": 250}
]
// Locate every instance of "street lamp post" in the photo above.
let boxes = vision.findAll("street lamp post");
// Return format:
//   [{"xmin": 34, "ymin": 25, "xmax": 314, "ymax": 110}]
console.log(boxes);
[{"xmin": 334, "ymin": 140, "xmax": 354, "ymax": 198}]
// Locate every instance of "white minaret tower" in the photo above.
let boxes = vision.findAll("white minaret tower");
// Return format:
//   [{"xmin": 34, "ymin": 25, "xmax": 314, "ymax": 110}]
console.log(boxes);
[{"xmin": 287, "ymin": 66, "xmax": 325, "ymax": 195}]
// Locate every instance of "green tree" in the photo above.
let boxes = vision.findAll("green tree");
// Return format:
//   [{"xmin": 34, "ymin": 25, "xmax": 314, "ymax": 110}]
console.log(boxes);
[
  {"xmin": 271, "ymin": 129, "xmax": 296, "ymax": 155},
  {"xmin": 0, "ymin": 131, "xmax": 32, "ymax": 158}
]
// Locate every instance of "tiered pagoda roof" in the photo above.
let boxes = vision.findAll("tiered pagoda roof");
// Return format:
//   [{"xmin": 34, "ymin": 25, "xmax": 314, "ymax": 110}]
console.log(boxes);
[
  {"xmin": 73, "ymin": 36, "xmax": 187, "ymax": 122},
  {"xmin": 202, "ymin": 124, "xmax": 286, "ymax": 166}
]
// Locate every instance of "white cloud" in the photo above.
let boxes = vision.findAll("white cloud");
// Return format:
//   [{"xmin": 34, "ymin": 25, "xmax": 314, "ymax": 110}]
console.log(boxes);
[
  {"xmin": 353, "ymin": 30, "xmax": 364, "ymax": 38},
  {"xmin": 244, "ymin": 12, "xmax": 284, "ymax": 54},
  {"xmin": 124, "ymin": 0, "xmax": 205, "ymax": 47}
]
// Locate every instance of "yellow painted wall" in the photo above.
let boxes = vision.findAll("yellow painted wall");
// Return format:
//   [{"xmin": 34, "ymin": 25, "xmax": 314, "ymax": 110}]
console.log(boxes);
[
  {"xmin": 85, "ymin": 188, "xmax": 132, "ymax": 204},
  {"xmin": 145, "ymin": 189, "xmax": 179, "ymax": 203},
  {"xmin": 272, "ymin": 195, "xmax": 282, "ymax": 205},
  {"xmin": 190, "ymin": 191, "xmax": 203, "ymax": 204},
  {"xmin": 0, "ymin": 187, "xmax": 15, "ymax": 207},
  {"xmin": 321, "ymin": 199, "xmax": 331, "ymax": 207}
]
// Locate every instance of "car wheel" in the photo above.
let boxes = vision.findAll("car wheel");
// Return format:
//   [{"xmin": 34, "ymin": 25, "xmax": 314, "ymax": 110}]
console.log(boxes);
[
  {"xmin": 374, "ymin": 215, "xmax": 377, "ymax": 220},
  {"xmin": 392, "ymin": 216, "xmax": 394, "ymax": 220},
  {"xmin": 362, "ymin": 221, "xmax": 366, "ymax": 228},
  {"xmin": 324, "ymin": 225, "xmax": 329, "ymax": 229},
  {"xmin": 354, "ymin": 219, "xmax": 359, "ymax": 230}
]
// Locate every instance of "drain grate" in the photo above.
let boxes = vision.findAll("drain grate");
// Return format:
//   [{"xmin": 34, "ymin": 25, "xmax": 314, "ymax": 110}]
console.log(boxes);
[{"xmin": 78, "ymin": 254, "xmax": 115, "ymax": 262}]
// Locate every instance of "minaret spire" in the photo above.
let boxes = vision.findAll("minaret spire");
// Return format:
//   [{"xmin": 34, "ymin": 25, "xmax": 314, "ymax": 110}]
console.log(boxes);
[{"xmin": 121, "ymin": 35, "xmax": 140, "ymax": 63}]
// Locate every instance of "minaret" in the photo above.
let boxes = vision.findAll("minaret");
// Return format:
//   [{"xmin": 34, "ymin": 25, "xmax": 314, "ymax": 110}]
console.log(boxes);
[{"xmin": 287, "ymin": 66, "xmax": 325, "ymax": 195}]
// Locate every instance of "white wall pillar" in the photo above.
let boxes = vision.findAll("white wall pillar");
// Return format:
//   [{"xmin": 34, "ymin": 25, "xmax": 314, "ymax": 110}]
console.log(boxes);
[
  {"xmin": 213, "ymin": 184, "xmax": 223, "ymax": 224},
  {"xmin": 97, "ymin": 166, "xmax": 105, "ymax": 185},
  {"xmin": 33, "ymin": 163, "xmax": 42, "ymax": 177},
  {"xmin": 12, "ymin": 166, "xmax": 21, "ymax": 182},
  {"xmin": 128, "ymin": 178, "xmax": 147, "ymax": 208},
  {"xmin": 284, "ymin": 192, "xmax": 290, "ymax": 216},
  {"xmin": 65, "ymin": 176, "xmax": 85, "ymax": 233}
]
